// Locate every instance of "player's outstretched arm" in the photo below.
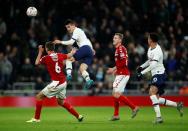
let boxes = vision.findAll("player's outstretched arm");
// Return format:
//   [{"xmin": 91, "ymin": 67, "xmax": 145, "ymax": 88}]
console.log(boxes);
[
  {"xmin": 53, "ymin": 39, "xmax": 75, "ymax": 46},
  {"xmin": 140, "ymin": 60, "xmax": 150, "ymax": 68},
  {"xmin": 141, "ymin": 61, "xmax": 157, "ymax": 75},
  {"xmin": 35, "ymin": 45, "xmax": 44, "ymax": 65}
]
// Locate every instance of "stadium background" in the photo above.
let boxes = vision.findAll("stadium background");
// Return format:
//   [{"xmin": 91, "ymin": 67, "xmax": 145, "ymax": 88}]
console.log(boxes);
[{"xmin": 0, "ymin": 0, "xmax": 188, "ymax": 107}]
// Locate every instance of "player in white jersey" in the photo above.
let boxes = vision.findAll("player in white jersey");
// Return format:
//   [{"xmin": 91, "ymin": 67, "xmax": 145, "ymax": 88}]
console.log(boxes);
[
  {"xmin": 54, "ymin": 19, "xmax": 94, "ymax": 89},
  {"xmin": 137, "ymin": 33, "xmax": 183, "ymax": 124}
]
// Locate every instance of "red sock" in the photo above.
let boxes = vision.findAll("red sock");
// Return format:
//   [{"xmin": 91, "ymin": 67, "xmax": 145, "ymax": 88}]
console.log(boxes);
[
  {"xmin": 62, "ymin": 101, "xmax": 79, "ymax": 118},
  {"xmin": 113, "ymin": 97, "xmax": 119, "ymax": 116},
  {"xmin": 34, "ymin": 100, "xmax": 43, "ymax": 120},
  {"xmin": 118, "ymin": 95, "xmax": 136, "ymax": 110}
]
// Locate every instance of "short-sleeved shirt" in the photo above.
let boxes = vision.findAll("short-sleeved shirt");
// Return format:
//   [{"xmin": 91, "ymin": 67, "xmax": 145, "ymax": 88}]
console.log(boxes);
[
  {"xmin": 72, "ymin": 27, "xmax": 93, "ymax": 48},
  {"xmin": 147, "ymin": 44, "xmax": 165, "ymax": 76},
  {"xmin": 115, "ymin": 45, "xmax": 130, "ymax": 75},
  {"xmin": 40, "ymin": 53, "xmax": 67, "ymax": 84}
]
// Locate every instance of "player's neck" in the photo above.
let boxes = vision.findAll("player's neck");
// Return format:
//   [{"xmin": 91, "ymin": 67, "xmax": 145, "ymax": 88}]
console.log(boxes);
[
  {"xmin": 47, "ymin": 51, "xmax": 55, "ymax": 55},
  {"xmin": 150, "ymin": 43, "xmax": 157, "ymax": 49},
  {"xmin": 115, "ymin": 43, "xmax": 121, "ymax": 48}
]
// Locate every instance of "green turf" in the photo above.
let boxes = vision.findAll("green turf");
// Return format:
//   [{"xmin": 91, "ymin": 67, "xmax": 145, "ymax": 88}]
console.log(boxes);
[{"xmin": 0, "ymin": 107, "xmax": 187, "ymax": 131}]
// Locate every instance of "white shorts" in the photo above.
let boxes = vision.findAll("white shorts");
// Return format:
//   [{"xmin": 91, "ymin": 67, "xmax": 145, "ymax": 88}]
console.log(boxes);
[
  {"xmin": 113, "ymin": 75, "xmax": 130, "ymax": 93},
  {"xmin": 42, "ymin": 81, "xmax": 67, "ymax": 99}
]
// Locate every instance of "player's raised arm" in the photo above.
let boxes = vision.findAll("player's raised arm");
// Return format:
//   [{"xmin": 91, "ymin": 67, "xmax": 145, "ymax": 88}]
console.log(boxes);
[
  {"xmin": 53, "ymin": 39, "xmax": 75, "ymax": 46},
  {"xmin": 35, "ymin": 45, "xmax": 44, "ymax": 65}
]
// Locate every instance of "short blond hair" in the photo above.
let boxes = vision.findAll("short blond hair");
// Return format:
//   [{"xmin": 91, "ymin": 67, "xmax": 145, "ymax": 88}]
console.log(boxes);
[{"xmin": 115, "ymin": 33, "xmax": 124, "ymax": 40}]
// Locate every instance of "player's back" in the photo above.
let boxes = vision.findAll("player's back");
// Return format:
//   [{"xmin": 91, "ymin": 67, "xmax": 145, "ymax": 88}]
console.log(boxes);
[
  {"xmin": 147, "ymin": 44, "xmax": 165, "ymax": 75},
  {"xmin": 72, "ymin": 27, "xmax": 92, "ymax": 48},
  {"xmin": 40, "ymin": 53, "xmax": 67, "ymax": 83}
]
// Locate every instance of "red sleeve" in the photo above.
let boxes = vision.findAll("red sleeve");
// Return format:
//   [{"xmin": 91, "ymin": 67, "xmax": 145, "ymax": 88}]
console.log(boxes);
[
  {"xmin": 39, "ymin": 56, "xmax": 47, "ymax": 65},
  {"xmin": 116, "ymin": 46, "xmax": 128, "ymax": 67}
]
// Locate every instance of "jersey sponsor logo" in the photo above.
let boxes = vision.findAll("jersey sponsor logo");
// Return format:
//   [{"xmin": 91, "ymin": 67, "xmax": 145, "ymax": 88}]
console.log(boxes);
[
  {"xmin": 50, "ymin": 53, "xmax": 58, "ymax": 61},
  {"xmin": 120, "ymin": 53, "xmax": 125, "ymax": 58},
  {"xmin": 152, "ymin": 77, "xmax": 158, "ymax": 83}
]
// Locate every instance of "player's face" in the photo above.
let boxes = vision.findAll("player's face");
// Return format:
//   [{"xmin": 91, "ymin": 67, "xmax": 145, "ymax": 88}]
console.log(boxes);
[
  {"xmin": 148, "ymin": 37, "xmax": 152, "ymax": 46},
  {"xmin": 113, "ymin": 35, "xmax": 121, "ymax": 45},
  {"xmin": 45, "ymin": 47, "xmax": 48, "ymax": 53},
  {"xmin": 65, "ymin": 24, "xmax": 75, "ymax": 33}
]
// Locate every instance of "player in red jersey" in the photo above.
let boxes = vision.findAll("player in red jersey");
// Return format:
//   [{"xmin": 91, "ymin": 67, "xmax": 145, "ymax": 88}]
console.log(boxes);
[
  {"xmin": 26, "ymin": 42, "xmax": 83, "ymax": 123},
  {"xmin": 107, "ymin": 33, "xmax": 139, "ymax": 121}
]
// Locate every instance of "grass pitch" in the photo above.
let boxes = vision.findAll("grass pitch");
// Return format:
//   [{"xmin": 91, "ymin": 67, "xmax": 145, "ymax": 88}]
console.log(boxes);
[{"xmin": 0, "ymin": 107, "xmax": 187, "ymax": 131}]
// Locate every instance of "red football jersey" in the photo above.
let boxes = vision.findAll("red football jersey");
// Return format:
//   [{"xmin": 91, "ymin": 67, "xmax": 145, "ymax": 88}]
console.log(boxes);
[
  {"xmin": 40, "ymin": 53, "xmax": 67, "ymax": 84},
  {"xmin": 115, "ymin": 44, "xmax": 130, "ymax": 75}
]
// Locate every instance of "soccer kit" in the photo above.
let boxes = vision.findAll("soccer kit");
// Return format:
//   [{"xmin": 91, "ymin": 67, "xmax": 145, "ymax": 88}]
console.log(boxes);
[
  {"xmin": 140, "ymin": 44, "xmax": 166, "ymax": 95},
  {"xmin": 110, "ymin": 44, "xmax": 138, "ymax": 120},
  {"xmin": 39, "ymin": 53, "xmax": 68, "ymax": 99},
  {"xmin": 113, "ymin": 45, "xmax": 130, "ymax": 93},
  {"xmin": 71, "ymin": 27, "xmax": 94, "ymax": 65}
]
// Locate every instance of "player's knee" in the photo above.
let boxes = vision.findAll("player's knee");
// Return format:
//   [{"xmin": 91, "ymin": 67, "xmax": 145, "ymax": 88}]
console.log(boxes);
[
  {"xmin": 113, "ymin": 92, "xmax": 121, "ymax": 98},
  {"xmin": 36, "ymin": 92, "xmax": 45, "ymax": 100},
  {"xmin": 149, "ymin": 85, "xmax": 158, "ymax": 95},
  {"xmin": 57, "ymin": 98, "xmax": 64, "ymax": 106},
  {"xmin": 36, "ymin": 94, "xmax": 42, "ymax": 100},
  {"xmin": 79, "ymin": 63, "xmax": 88, "ymax": 72}
]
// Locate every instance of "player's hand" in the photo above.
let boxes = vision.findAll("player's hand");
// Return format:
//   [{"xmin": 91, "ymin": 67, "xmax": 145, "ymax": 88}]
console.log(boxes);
[
  {"xmin": 70, "ymin": 48, "xmax": 77, "ymax": 55},
  {"xmin": 136, "ymin": 66, "xmax": 143, "ymax": 73},
  {"xmin": 53, "ymin": 40, "xmax": 62, "ymax": 44},
  {"xmin": 38, "ymin": 45, "xmax": 44, "ymax": 53},
  {"xmin": 137, "ymin": 72, "xmax": 143, "ymax": 80},
  {"xmin": 68, "ymin": 57, "xmax": 75, "ymax": 62},
  {"xmin": 92, "ymin": 49, "xmax": 96, "ymax": 55},
  {"xmin": 107, "ymin": 68, "xmax": 116, "ymax": 74}
]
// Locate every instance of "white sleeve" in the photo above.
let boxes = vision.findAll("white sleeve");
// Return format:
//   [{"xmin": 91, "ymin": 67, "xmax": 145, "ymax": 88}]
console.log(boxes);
[
  {"xmin": 141, "ymin": 61, "xmax": 157, "ymax": 75},
  {"xmin": 61, "ymin": 39, "xmax": 75, "ymax": 45},
  {"xmin": 140, "ymin": 60, "xmax": 150, "ymax": 68}
]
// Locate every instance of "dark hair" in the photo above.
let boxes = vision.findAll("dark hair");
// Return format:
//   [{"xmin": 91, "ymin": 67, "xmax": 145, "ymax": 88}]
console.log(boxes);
[
  {"xmin": 149, "ymin": 33, "xmax": 158, "ymax": 42},
  {"xmin": 115, "ymin": 33, "xmax": 124, "ymax": 40},
  {"xmin": 64, "ymin": 19, "xmax": 75, "ymax": 25},
  {"xmin": 45, "ymin": 41, "xmax": 55, "ymax": 51}
]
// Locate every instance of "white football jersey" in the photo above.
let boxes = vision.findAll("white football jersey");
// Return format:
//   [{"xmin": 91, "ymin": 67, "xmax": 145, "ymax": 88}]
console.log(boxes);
[
  {"xmin": 72, "ymin": 27, "xmax": 93, "ymax": 48},
  {"xmin": 147, "ymin": 44, "xmax": 165, "ymax": 76}
]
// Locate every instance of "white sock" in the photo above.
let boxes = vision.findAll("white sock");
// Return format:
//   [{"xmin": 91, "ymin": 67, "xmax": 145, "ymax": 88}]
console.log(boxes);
[
  {"xmin": 159, "ymin": 97, "xmax": 177, "ymax": 107},
  {"xmin": 66, "ymin": 60, "xmax": 72, "ymax": 75},
  {"xmin": 82, "ymin": 70, "xmax": 90, "ymax": 81},
  {"xmin": 150, "ymin": 95, "xmax": 161, "ymax": 118}
]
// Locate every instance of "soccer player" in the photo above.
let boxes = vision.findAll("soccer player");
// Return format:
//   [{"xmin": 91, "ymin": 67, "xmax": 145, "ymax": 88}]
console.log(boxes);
[
  {"xmin": 26, "ymin": 42, "xmax": 83, "ymax": 123},
  {"xmin": 137, "ymin": 33, "xmax": 183, "ymax": 124},
  {"xmin": 53, "ymin": 19, "xmax": 94, "ymax": 89},
  {"xmin": 107, "ymin": 33, "xmax": 139, "ymax": 121}
]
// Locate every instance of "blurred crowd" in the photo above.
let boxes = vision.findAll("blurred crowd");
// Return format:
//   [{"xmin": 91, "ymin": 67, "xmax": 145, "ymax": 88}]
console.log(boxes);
[{"xmin": 0, "ymin": 0, "xmax": 188, "ymax": 92}]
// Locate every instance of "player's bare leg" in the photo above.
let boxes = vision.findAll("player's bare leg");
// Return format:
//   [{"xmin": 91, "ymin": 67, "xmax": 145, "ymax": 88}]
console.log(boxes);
[
  {"xmin": 57, "ymin": 98, "xmax": 83, "ymax": 122},
  {"xmin": 80, "ymin": 63, "xmax": 94, "ymax": 89},
  {"xmin": 26, "ymin": 92, "xmax": 46, "ymax": 123},
  {"xmin": 149, "ymin": 86, "xmax": 163, "ymax": 124}
]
